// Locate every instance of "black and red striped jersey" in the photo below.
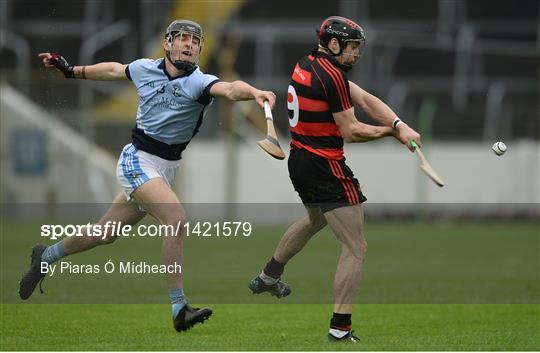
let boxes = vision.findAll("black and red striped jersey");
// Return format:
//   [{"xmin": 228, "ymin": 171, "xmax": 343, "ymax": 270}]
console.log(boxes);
[{"xmin": 287, "ymin": 50, "xmax": 353, "ymax": 160}]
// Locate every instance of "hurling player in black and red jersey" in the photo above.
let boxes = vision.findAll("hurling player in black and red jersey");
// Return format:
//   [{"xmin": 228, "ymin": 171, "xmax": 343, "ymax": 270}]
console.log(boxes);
[{"xmin": 249, "ymin": 16, "xmax": 422, "ymax": 342}]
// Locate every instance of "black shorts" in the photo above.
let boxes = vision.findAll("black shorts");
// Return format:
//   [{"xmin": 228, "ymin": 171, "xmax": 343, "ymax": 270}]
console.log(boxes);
[{"xmin": 288, "ymin": 147, "xmax": 367, "ymax": 213}]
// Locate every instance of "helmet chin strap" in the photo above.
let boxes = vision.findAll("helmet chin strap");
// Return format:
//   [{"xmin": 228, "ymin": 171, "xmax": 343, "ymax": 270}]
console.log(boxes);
[
  {"xmin": 165, "ymin": 49, "xmax": 196, "ymax": 71},
  {"xmin": 165, "ymin": 36, "xmax": 198, "ymax": 71}
]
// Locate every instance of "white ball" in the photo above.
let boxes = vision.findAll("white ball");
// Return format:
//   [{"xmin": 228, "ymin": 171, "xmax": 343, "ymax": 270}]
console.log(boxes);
[{"xmin": 492, "ymin": 141, "xmax": 507, "ymax": 156}]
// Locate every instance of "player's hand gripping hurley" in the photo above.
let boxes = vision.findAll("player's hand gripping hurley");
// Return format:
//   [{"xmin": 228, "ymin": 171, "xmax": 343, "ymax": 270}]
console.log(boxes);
[
  {"xmin": 257, "ymin": 101, "xmax": 285, "ymax": 160},
  {"xmin": 410, "ymin": 140, "xmax": 445, "ymax": 187}
]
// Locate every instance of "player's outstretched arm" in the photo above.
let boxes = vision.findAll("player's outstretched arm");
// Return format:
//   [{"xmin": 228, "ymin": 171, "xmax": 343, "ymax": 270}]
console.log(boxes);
[
  {"xmin": 210, "ymin": 81, "xmax": 276, "ymax": 109},
  {"xmin": 349, "ymin": 80, "xmax": 421, "ymax": 151},
  {"xmin": 333, "ymin": 108, "xmax": 395, "ymax": 143},
  {"xmin": 38, "ymin": 52, "xmax": 128, "ymax": 81}
]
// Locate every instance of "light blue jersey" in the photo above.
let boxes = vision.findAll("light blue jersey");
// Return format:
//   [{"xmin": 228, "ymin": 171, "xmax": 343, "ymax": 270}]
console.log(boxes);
[{"xmin": 126, "ymin": 58, "xmax": 219, "ymax": 146}]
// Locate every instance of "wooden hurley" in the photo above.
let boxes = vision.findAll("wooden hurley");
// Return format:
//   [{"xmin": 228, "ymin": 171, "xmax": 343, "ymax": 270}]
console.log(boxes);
[
  {"xmin": 257, "ymin": 101, "xmax": 286, "ymax": 160},
  {"xmin": 411, "ymin": 140, "xmax": 445, "ymax": 187}
]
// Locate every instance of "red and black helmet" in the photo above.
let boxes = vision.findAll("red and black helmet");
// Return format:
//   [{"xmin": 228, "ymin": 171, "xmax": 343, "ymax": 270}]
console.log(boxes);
[{"xmin": 317, "ymin": 16, "xmax": 365, "ymax": 56}]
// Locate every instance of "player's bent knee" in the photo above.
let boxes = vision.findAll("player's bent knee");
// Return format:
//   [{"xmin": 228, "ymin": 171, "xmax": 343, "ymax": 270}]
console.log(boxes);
[
  {"xmin": 348, "ymin": 240, "xmax": 367, "ymax": 261},
  {"xmin": 360, "ymin": 242, "xmax": 368, "ymax": 256}
]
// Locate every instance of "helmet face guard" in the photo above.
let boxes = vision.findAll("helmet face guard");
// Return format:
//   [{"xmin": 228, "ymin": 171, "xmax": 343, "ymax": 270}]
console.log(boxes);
[
  {"xmin": 338, "ymin": 39, "xmax": 365, "ymax": 70},
  {"xmin": 164, "ymin": 20, "xmax": 204, "ymax": 71}
]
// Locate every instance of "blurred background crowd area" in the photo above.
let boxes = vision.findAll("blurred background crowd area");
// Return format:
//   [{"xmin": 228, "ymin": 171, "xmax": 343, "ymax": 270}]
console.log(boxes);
[
  {"xmin": 0, "ymin": 0, "xmax": 538, "ymax": 214},
  {"xmin": 1, "ymin": 0, "xmax": 538, "ymax": 151}
]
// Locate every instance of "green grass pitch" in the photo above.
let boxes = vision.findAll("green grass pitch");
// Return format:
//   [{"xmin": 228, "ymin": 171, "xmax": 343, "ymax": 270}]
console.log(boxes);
[
  {"xmin": 2, "ymin": 304, "xmax": 538, "ymax": 350},
  {"xmin": 1, "ymin": 219, "xmax": 539, "ymax": 350}
]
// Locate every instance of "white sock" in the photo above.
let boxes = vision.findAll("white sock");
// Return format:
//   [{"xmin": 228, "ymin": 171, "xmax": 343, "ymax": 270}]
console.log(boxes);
[
  {"xmin": 259, "ymin": 271, "xmax": 279, "ymax": 285},
  {"xmin": 329, "ymin": 328, "xmax": 349, "ymax": 338}
]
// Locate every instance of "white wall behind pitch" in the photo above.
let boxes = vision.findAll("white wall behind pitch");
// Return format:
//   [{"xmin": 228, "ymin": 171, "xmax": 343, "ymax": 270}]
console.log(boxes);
[{"xmin": 178, "ymin": 139, "xmax": 540, "ymax": 206}]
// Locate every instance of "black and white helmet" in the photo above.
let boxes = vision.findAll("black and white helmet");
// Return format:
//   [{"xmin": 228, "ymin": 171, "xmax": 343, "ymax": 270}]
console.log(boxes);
[
  {"xmin": 164, "ymin": 19, "xmax": 204, "ymax": 71},
  {"xmin": 317, "ymin": 16, "xmax": 365, "ymax": 66}
]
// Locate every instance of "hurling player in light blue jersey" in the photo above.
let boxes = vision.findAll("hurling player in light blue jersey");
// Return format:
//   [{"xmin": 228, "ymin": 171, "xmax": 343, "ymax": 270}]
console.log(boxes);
[{"xmin": 23, "ymin": 19, "xmax": 276, "ymax": 332}]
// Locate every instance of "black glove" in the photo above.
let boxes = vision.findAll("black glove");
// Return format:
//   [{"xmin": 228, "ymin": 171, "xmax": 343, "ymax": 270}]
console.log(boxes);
[{"xmin": 50, "ymin": 53, "xmax": 75, "ymax": 78}]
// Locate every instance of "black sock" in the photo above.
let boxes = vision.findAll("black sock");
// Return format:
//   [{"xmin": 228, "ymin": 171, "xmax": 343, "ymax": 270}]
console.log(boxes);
[
  {"xmin": 262, "ymin": 257, "xmax": 285, "ymax": 278},
  {"xmin": 330, "ymin": 313, "xmax": 352, "ymax": 330}
]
